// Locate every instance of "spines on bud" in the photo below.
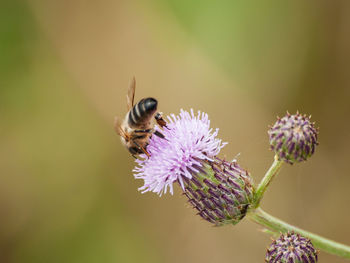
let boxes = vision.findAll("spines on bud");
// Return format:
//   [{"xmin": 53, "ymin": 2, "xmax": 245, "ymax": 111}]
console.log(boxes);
[
  {"xmin": 182, "ymin": 157, "xmax": 254, "ymax": 226},
  {"xmin": 266, "ymin": 232, "xmax": 318, "ymax": 263},
  {"xmin": 268, "ymin": 112, "xmax": 319, "ymax": 164}
]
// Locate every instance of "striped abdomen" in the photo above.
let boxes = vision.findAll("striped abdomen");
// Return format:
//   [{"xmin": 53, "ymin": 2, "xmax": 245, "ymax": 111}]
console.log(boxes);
[{"xmin": 128, "ymin": 98, "xmax": 158, "ymax": 128}]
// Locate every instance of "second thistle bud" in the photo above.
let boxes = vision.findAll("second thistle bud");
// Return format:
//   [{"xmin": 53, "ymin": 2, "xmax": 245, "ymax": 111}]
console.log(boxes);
[
  {"xmin": 266, "ymin": 232, "xmax": 318, "ymax": 263},
  {"xmin": 268, "ymin": 112, "xmax": 319, "ymax": 164},
  {"xmin": 183, "ymin": 157, "xmax": 254, "ymax": 226}
]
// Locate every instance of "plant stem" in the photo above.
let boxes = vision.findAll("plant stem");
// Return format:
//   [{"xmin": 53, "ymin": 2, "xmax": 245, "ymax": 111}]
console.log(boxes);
[
  {"xmin": 249, "ymin": 208, "xmax": 350, "ymax": 259},
  {"xmin": 252, "ymin": 155, "xmax": 283, "ymax": 208}
]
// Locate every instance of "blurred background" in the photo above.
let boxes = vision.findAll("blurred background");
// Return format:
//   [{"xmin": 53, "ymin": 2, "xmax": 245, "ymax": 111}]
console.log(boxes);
[{"xmin": 1, "ymin": 0, "xmax": 350, "ymax": 262}]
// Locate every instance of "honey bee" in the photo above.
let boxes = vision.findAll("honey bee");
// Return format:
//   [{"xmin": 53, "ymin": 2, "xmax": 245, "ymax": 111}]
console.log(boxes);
[{"xmin": 114, "ymin": 77, "xmax": 166, "ymax": 157}]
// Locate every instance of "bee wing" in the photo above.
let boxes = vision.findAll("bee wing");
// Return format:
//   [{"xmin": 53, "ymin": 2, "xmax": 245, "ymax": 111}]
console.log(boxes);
[
  {"xmin": 127, "ymin": 77, "xmax": 136, "ymax": 111},
  {"xmin": 114, "ymin": 116, "xmax": 125, "ymax": 137}
]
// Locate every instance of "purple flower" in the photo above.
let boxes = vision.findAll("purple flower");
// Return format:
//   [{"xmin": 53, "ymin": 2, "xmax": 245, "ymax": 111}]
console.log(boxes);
[
  {"xmin": 133, "ymin": 109, "xmax": 254, "ymax": 225},
  {"xmin": 134, "ymin": 109, "xmax": 227, "ymax": 196}
]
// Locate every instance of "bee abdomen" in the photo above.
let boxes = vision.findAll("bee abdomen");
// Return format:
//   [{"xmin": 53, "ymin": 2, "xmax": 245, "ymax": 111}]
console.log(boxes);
[{"xmin": 128, "ymin": 97, "xmax": 157, "ymax": 127}]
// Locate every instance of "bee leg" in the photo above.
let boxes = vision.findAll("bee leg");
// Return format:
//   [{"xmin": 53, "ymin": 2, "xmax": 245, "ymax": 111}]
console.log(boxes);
[
  {"xmin": 133, "ymin": 141, "xmax": 150, "ymax": 157},
  {"xmin": 153, "ymin": 130, "xmax": 165, "ymax": 139},
  {"xmin": 134, "ymin": 128, "xmax": 164, "ymax": 139},
  {"xmin": 155, "ymin": 112, "xmax": 167, "ymax": 127},
  {"xmin": 134, "ymin": 129, "xmax": 152, "ymax": 133}
]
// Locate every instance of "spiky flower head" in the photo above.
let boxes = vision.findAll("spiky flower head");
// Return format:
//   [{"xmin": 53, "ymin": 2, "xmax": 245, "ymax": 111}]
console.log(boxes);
[
  {"xmin": 266, "ymin": 232, "xmax": 318, "ymax": 263},
  {"xmin": 134, "ymin": 109, "xmax": 254, "ymax": 225},
  {"xmin": 183, "ymin": 157, "xmax": 254, "ymax": 225},
  {"xmin": 268, "ymin": 112, "xmax": 319, "ymax": 164}
]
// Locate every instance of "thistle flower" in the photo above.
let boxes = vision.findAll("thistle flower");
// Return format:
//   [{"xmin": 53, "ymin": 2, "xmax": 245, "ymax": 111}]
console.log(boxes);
[
  {"xmin": 268, "ymin": 112, "xmax": 319, "ymax": 164},
  {"xmin": 266, "ymin": 232, "xmax": 318, "ymax": 263},
  {"xmin": 134, "ymin": 109, "xmax": 254, "ymax": 225}
]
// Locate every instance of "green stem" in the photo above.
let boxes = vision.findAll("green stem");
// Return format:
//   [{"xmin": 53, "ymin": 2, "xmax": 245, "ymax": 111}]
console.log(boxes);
[
  {"xmin": 249, "ymin": 208, "xmax": 350, "ymax": 259},
  {"xmin": 252, "ymin": 155, "xmax": 283, "ymax": 208}
]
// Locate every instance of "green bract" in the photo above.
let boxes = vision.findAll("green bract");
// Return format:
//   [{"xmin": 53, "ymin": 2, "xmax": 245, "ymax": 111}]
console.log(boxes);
[{"xmin": 183, "ymin": 158, "xmax": 254, "ymax": 226}]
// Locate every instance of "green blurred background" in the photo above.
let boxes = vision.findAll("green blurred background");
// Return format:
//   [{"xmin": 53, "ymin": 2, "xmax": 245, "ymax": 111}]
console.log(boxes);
[{"xmin": 1, "ymin": 0, "xmax": 350, "ymax": 262}]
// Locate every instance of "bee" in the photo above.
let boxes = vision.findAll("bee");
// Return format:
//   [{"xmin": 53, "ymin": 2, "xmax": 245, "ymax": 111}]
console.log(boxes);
[{"xmin": 114, "ymin": 77, "xmax": 166, "ymax": 157}]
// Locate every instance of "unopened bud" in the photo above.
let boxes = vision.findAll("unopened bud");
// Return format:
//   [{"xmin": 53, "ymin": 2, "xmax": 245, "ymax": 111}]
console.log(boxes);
[
  {"xmin": 268, "ymin": 112, "xmax": 319, "ymax": 164},
  {"xmin": 266, "ymin": 232, "xmax": 318, "ymax": 263}
]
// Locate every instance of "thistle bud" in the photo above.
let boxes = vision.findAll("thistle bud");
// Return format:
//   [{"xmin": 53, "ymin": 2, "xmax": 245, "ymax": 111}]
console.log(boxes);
[
  {"xmin": 133, "ymin": 109, "xmax": 254, "ymax": 225},
  {"xmin": 268, "ymin": 112, "xmax": 319, "ymax": 164},
  {"xmin": 266, "ymin": 232, "xmax": 318, "ymax": 262},
  {"xmin": 183, "ymin": 157, "xmax": 254, "ymax": 225}
]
